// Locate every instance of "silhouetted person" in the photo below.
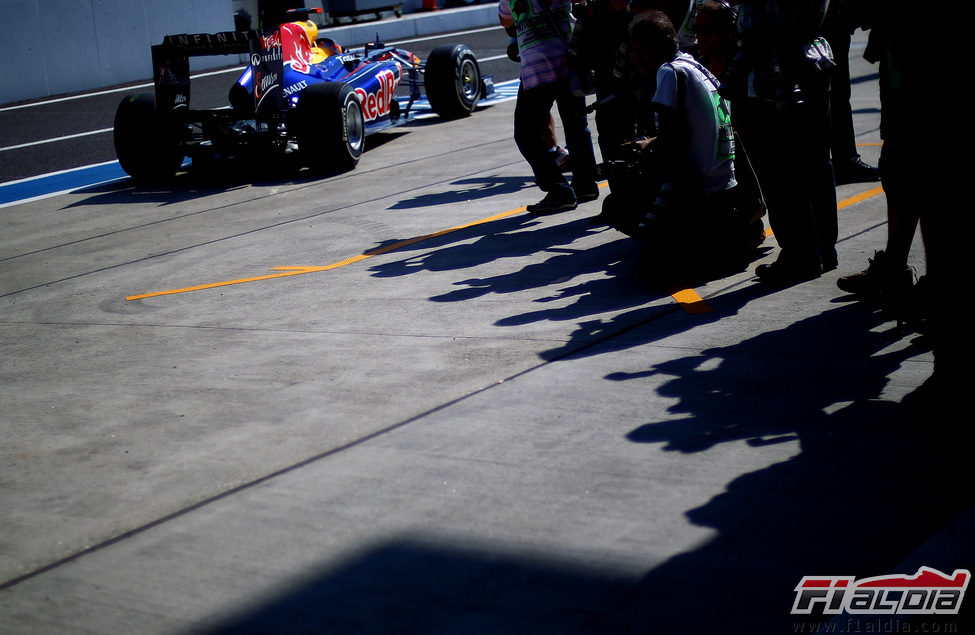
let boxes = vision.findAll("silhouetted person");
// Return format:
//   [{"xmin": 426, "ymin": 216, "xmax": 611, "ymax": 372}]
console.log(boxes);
[
  {"xmin": 726, "ymin": 0, "xmax": 838, "ymax": 285},
  {"xmin": 822, "ymin": 0, "xmax": 880, "ymax": 184},
  {"xmin": 500, "ymin": 0, "xmax": 599, "ymax": 214}
]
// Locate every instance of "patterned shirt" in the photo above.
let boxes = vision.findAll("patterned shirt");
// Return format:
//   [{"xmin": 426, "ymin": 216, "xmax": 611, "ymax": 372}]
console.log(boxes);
[{"xmin": 499, "ymin": 0, "xmax": 573, "ymax": 89}]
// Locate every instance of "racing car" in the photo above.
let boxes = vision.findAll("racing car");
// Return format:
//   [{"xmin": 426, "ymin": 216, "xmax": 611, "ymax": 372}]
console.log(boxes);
[{"xmin": 114, "ymin": 8, "xmax": 493, "ymax": 183}]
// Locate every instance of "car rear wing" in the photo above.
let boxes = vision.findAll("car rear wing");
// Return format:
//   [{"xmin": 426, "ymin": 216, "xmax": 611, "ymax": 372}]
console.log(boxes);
[{"xmin": 151, "ymin": 30, "xmax": 284, "ymax": 114}]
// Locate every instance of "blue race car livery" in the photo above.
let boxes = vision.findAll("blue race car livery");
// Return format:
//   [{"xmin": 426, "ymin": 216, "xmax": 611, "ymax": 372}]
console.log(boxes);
[{"xmin": 114, "ymin": 9, "xmax": 493, "ymax": 183}]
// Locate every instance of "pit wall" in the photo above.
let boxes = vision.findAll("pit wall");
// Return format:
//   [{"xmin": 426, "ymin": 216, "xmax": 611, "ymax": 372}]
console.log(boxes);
[
  {"xmin": 0, "ymin": 0, "xmax": 497, "ymax": 106},
  {"xmin": 1, "ymin": 0, "xmax": 235, "ymax": 105}
]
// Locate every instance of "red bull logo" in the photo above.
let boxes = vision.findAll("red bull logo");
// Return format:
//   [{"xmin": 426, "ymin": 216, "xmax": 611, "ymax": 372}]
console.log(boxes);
[
  {"xmin": 280, "ymin": 23, "xmax": 313, "ymax": 74},
  {"xmin": 354, "ymin": 68, "xmax": 400, "ymax": 122}
]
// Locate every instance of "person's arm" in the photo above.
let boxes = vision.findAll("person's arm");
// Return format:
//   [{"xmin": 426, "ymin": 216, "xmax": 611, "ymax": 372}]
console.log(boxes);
[
  {"xmin": 499, "ymin": 0, "xmax": 514, "ymax": 28},
  {"xmin": 648, "ymin": 64, "xmax": 682, "ymax": 157}
]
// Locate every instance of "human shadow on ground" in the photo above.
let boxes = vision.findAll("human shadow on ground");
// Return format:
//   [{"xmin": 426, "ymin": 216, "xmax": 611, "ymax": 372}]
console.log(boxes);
[
  {"xmin": 527, "ymin": 259, "xmax": 777, "ymax": 362},
  {"xmin": 370, "ymin": 209, "xmax": 779, "ymax": 364},
  {"xmin": 371, "ymin": 215, "xmax": 694, "ymax": 342},
  {"xmin": 388, "ymin": 176, "xmax": 536, "ymax": 210},
  {"xmin": 605, "ymin": 300, "xmax": 973, "ymax": 634},
  {"xmin": 200, "ymin": 302, "xmax": 969, "ymax": 635},
  {"xmin": 369, "ymin": 215, "xmax": 615, "ymax": 279}
]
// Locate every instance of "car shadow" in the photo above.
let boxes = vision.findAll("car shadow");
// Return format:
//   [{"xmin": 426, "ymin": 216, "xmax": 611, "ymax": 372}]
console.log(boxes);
[{"xmin": 61, "ymin": 136, "xmax": 410, "ymax": 209}]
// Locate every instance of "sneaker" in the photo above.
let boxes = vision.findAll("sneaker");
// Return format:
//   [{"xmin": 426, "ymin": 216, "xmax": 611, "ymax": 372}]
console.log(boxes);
[
  {"xmin": 755, "ymin": 259, "xmax": 822, "ymax": 286},
  {"xmin": 526, "ymin": 189, "xmax": 577, "ymax": 214},
  {"xmin": 549, "ymin": 146, "xmax": 571, "ymax": 171},
  {"xmin": 834, "ymin": 157, "xmax": 880, "ymax": 185},
  {"xmin": 836, "ymin": 250, "xmax": 913, "ymax": 298}
]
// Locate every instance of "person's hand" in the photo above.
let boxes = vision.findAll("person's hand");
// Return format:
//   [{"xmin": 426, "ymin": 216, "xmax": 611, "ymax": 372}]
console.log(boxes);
[{"xmin": 622, "ymin": 136, "xmax": 655, "ymax": 152}]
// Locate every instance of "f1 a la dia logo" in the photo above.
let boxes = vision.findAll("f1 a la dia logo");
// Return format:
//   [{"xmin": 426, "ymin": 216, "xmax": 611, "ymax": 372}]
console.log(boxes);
[{"xmin": 792, "ymin": 567, "xmax": 969, "ymax": 615}]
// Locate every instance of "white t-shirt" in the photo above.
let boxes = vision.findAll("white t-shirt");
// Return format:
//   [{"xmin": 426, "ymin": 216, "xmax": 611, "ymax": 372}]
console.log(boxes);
[{"xmin": 652, "ymin": 53, "xmax": 736, "ymax": 194}]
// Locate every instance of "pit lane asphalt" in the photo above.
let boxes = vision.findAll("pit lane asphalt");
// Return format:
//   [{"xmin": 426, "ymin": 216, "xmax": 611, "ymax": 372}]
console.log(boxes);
[{"xmin": 1, "ymin": 20, "xmax": 972, "ymax": 635}]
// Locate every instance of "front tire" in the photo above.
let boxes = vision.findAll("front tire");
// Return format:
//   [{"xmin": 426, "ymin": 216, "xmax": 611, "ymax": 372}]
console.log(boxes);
[
  {"xmin": 113, "ymin": 93, "xmax": 184, "ymax": 184},
  {"xmin": 424, "ymin": 44, "xmax": 481, "ymax": 119},
  {"xmin": 295, "ymin": 82, "xmax": 365, "ymax": 173}
]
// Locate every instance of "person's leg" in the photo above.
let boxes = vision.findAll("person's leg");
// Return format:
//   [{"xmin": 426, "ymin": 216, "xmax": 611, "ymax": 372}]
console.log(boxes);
[
  {"xmin": 554, "ymin": 82, "xmax": 598, "ymax": 201},
  {"xmin": 823, "ymin": 22, "xmax": 880, "ymax": 184},
  {"xmin": 836, "ymin": 139, "xmax": 916, "ymax": 298},
  {"xmin": 740, "ymin": 102, "xmax": 824, "ymax": 282},
  {"xmin": 806, "ymin": 70, "xmax": 839, "ymax": 271},
  {"xmin": 515, "ymin": 83, "xmax": 570, "ymax": 194},
  {"xmin": 515, "ymin": 83, "xmax": 576, "ymax": 212}
]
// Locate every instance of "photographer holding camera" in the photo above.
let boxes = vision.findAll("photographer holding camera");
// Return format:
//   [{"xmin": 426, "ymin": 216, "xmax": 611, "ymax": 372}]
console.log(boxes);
[{"xmin": 600, "ymin": 10, "xmax": 763, "ymax": 280}]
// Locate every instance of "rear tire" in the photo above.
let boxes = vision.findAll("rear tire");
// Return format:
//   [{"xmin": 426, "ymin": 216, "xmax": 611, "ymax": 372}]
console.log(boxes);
[
  {"xmin": 424, "ymin": 44, "xmax": 481, "ymax": 119},
  {"xmin": 113, "ymin": 93, "xmax": 184, "ymax": 184},
  {"xmin": 295, "ymin": 82, "xmax": 365, "ymax": 173}
]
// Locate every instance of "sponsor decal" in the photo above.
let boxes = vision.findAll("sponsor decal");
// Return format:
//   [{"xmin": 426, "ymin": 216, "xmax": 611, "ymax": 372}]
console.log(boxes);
[
  {"xmin": 261, "ymin": 32, "xmax": 281, "ymax": 49},
  {"xmin": 250, "ymin": 30, "xmax": 283, "ymax": 110},
  {"xmin": 280, "ymin": 23, "xmax": 312, "ymax": 74},
  {"xmin": 254, "ymin": 70, "xmax": 280, "ymax": 107},
  {"xmin": 162, "ymin": 31, "xmax": 252, "ymax": 54},
  {"xmin": 251, "ymin": 47, "xmax": 282, "ymax": 67},
  {"xmin": 284, "ymin": 80, "xmax": 308, "ymax": 96},
  {"xmin": 792, "ymin": 567, "xmax": 969, "ymax": 616},
  {"xmin": 353, "ymin": 68, "xmax": 400, "ymax": 122}
]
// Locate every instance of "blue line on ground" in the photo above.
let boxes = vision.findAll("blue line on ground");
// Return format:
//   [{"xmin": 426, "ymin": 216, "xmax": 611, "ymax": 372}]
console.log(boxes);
[
  {"xmin": 0, "ymin": 80, "xmax": 520, "ymax": 208},
  {"xmin": 0, "ymin": 163, "xmax": 128, "ymax": 208}
]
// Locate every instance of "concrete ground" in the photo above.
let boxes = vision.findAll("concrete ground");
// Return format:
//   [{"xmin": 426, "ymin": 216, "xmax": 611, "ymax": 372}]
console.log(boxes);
[{"xmin": 1, "ymin": 16, "xmax": 971, "ymax": 635}]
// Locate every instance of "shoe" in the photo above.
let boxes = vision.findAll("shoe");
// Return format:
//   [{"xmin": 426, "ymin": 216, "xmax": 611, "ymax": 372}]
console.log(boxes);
[
  {"xmin": 890, "ymin": 274, "xmax": 930, "ymax": 331},
  {"xmin": 834, "ymin": 157, "xmax": 880, "ymax": 185},
  {"xmin": 836, "ymin": 250, "xmax": 913, "ymax": 298},
  {"xmin": 821, "ymin": 250, "xmax": 838, "ymax": 273},
  {"xmin": 755, "ymin": 259, "xmax": 822, "ymax": 286},
  {"xmin": 526, "ymin": 189, "xmax": 577, "ymax": 214},
  {"xmin": 573, "ymin": 181, "xmax": 599, "ymax": 203},
  {"xmin": 627, "ymin": 208, "xmax": 669, "ymax": 241},
  {"xmin": 549, "ymin": 146, "xmax": 571, "ymax": 171}
]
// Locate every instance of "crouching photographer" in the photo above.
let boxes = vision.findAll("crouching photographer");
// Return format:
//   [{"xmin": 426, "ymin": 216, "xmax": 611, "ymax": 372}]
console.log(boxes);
[{"xmin": 598, "ymin": 10, "xmax": 766, "ymax": 282}]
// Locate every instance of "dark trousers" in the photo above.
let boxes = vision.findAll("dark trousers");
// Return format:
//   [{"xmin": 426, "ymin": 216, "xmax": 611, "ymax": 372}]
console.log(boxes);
[
  {"xmin": 514, "ymin": 79, "xmax": 597, "ymax": 194},
  {"xmin": 736, "ymin": 72, "xmax": 838, "ymax": 270},
  {"xmin": 822, "ymin": 24, "xmax": 859, "ymax": 164}
]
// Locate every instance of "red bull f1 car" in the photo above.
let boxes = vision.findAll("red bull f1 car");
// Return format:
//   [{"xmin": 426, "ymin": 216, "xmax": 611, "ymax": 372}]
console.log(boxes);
[{"xmin": 114, "ymin": 9, "xmax": 493, "ymax": 182}]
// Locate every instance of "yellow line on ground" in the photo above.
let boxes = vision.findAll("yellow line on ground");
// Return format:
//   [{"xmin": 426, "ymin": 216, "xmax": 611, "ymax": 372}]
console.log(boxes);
[
  {"xmin": 126, "ymin": 184, "xmax": 885, "ymax": 314},
  {"xmin": 838, "ymin": 185, "xmax": 884, "ymax": 209},
  {"xmin": 125, "ymin": 207, "xmax": 527, "ymax": 301}
]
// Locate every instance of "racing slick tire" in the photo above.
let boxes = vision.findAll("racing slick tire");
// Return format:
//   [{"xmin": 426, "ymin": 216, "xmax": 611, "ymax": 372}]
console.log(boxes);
[
  {"xmin": 295, "ymin": 82, "xmax": 365, "ymax": 173},
  {"xmin": 424, "ymin": 44, "xmax": 482, "ymax": 119},
  {"xmin": 113, "ymin": 93, "xmax": 184, "ymax": 184}
]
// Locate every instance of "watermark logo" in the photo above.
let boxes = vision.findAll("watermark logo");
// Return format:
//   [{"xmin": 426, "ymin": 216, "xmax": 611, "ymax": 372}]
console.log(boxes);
[{"xmin": 792, "ymin": 567, "xmax": 969, "ymax": 615}]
